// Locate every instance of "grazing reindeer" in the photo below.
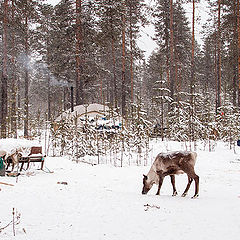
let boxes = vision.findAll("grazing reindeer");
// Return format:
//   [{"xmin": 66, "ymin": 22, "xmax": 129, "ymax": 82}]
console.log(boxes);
[
  {"xmin": 142, "ymin": 151, "xmax": 199, "ymax": 198},
  {"xmin": 5, "ymin": 148, "xmax": 24, "ymax": 171}
]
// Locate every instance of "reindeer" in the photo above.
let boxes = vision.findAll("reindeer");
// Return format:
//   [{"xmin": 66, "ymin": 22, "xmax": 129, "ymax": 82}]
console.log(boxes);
[
  {"xmin": 5, "ymin": 149, "xmax": 24, "ymax": 171},
  {"xmin": 142, "ymin": 151, "xmax": 199, "ymax": 198}
]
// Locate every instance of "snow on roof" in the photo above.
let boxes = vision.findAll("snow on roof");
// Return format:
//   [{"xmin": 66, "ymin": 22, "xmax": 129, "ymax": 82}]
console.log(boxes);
[
  {"xmin": 55, "ymin": 103, "xmax": 123, "ymax": 125},
  {"xmin": 56, "ymin": 103, "xmax": 110, "ymax": 121}
]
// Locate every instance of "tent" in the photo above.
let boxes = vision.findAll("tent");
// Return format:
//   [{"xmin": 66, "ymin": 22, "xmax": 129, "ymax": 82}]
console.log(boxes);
[{"xmin": 55, "ymin": 103, "xmax": 123, "ymax": 128}]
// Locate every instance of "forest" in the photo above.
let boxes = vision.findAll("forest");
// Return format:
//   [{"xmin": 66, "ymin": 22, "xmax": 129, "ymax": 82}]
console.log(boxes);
[{"xmin": 0, "ymin": 0, "xmax": 240, "ymax": 149}]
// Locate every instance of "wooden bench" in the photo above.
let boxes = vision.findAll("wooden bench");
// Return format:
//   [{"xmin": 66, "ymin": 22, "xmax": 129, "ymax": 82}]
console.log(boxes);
[{"xmin": 6, "ymin": 146, "xmax": 45, "ymax": 171}]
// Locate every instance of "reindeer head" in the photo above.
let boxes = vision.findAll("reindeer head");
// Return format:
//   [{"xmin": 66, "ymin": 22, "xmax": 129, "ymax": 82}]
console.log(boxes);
[{"xmin": 142, "ymin": 174, "xmax": 154, "ymax": 194}]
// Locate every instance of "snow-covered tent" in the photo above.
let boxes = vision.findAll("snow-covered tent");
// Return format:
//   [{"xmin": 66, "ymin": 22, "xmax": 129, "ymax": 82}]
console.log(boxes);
[
  {"xmin": 56, "ymin": 103, "xmax": 110, "ymax": 121},
  {"xmin": 55, "ymin": 103, "xmax": 123, "ymax": 129}
]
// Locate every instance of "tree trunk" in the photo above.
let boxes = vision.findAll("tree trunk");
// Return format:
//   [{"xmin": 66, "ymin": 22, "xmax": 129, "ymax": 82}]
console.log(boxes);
[
  {"xmin": 71, "ymin": 86, "xmax": 74, "ymax": 112},
  {"xmin": 46, "ymin": 13, "xmax": 52, "ymax": 122},
  {"xmin": 216, "ymin": 0, "xmax": 221, "ymax": 112},
  {"xmin": 232, "ymin": 0, "xmax": 237, "ymax": 106},
  {"xmin": 47, "ymin": 72, "xmax": 51, "ymax": 121},
  {"xmin": 63, "ymin": 87, "xmax": 67, "ymax": 111},
  {"xmin": 1, "ymin": 0, "xmax": 9, "ymax": 138},
  {"xmin": 164, "ymin": 10, "xmax": 170, "ymax": 86},
  {"xmin": 109, "ymin": 0, "xmax": 117, "ymax": 108},
  {"xmin": 76, "ymin": 0, "xmax": 83, "ymax": 105},
  {"xmin": 129, "ymin": 2, "xmax": 134, "ymax": 103},
  {"xmin": 11, "ymin": 0, "xmax": 17, "ymax": 137},
  {"xmin": 170, "ymin": 0, "xmax": 175, "ymax": 100},
  {"xmin": 24, "ymin": 14, "xmax": 29, "ymax": 138},
  {"xmin": 121, "ymin": 1, "xmax": 126, "ymax": 116},
  {"xmin": 190, "ymin": 0, "xmax": 195, "ymax": 143},
  {"xmin": 190, "ymin": 0, "xmax": 195, "ymax": 98},
  {"xmin": 237, "ymin": 0, "xmax": 240, "ymax": 107},
  {"xmin": 100, "ymin": 73, "xmax": 103, "ymax": 104},
  {"xmin": 17, "ymin": 76, "xmax": 21, "ymax": 128},
  {"xmin": 111, "ymin": 37, "xmax": 117, "ymax": 108}
]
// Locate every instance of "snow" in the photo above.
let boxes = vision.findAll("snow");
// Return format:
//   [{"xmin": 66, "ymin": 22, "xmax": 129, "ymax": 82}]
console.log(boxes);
[
  {"xmin": 55, "ymin": 103, "xmax": 123, "ymax": 131},
  {"xmin": 55, "ymin": 103, "xmax": 111, "ymax": 121},
  {"xmin": 0, "ymin": 138, "xmax": 41, "ymax": 157},
  {"xmin": 159, "ymin": 150, "xmax": 194, "ymax": 158},
  {"xmin": 1, "ymin": 140, "xmax": 240, "ymax": 239}
]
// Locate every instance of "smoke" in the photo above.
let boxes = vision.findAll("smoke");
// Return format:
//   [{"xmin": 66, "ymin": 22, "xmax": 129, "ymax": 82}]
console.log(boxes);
[
  {"xmin": 16, "ymin": 52, "xmax": 33, "ymax": 71},
  {"xmin": 16, "ymin": 53, "xmax": 73, "ymax": 88},
  {"xmin": 51, "ymin": 76, "xmax": 72, "ymax": 87}
]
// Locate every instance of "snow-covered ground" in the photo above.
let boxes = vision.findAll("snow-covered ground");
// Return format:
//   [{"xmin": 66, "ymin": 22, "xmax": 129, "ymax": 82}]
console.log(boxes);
[{"xmin": 0, "ymin": 140, "xmax": 240, "ymax": 240}]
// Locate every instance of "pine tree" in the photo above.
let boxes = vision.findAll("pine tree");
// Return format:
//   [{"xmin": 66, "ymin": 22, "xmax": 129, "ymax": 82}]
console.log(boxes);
[
  {"xmin": 95, "ymin": 0, "xmax": 122, "ymax": 107},
  {"xmin": 48, "ymin": 0, "xmax": 75, "ymax": 112},
  {"xmin": 35, "ymin": 3, "xmax": 55, "ymax": 120}
]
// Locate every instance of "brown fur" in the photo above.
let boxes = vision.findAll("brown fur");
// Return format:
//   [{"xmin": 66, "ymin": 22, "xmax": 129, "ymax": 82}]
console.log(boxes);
[
  {"xmin": 5, "ymin": 151, "xmax": 21, "ymax": 171},
  {"xmin": 142, "ymin": 151, "xmax": 199, "ymax": 198}
]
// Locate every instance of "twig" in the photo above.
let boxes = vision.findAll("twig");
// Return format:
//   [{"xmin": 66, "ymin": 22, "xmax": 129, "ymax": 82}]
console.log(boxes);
[
  {"xmin": 74, "ymin": 159, "xmax": 97, "ymax": 166},
  {"xmin": 0, "ymin": 220, "xmax": 13, "ymax": 233},
  {"xmin": 57, "ymin": 181, "xmax": 68, "ymax": 185},
  {"xmin": 0, "ymin": 209, "xmax": 21, "ymax": 235},
  {"xmin": 41, "ymin": 166, "xmax": 54, "ymax": 173},
  {"xmin": 16, "ymin": 163, "xmax": 20, "ymax": 183},
  {"xmin": 12, "ymin": 208, "xmax": 15, "ymax": 236},
  {"xmin": 144, "ymin": 204, "xmax": 161, "ymax": 211},
  {"xmin": 0, "ymin": 182, "xmax": 14, "ymax": 186}
]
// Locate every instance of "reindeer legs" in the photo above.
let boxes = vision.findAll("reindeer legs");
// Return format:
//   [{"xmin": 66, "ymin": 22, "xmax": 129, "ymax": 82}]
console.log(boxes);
[
  {"xmin": 192, "ymin": 174, "xmax": 199, "ymax": 199},
  {"xmin": 182, "ymin": 176, "xmax": 193, "ymax": 197},
  {"xmin": 181, "ymin": 172, "xmax": 199, "ymax": 198},
  {"xmin": 170, "ymin": 175, "xmax": 178, "ymax": 196},
  {"xmin": 156, "ymin": 175, "xmax": 164, "ymax": 195},
  {"xmin": 156, "ymin": 173, "xmax": 178, "ymax": 196}
]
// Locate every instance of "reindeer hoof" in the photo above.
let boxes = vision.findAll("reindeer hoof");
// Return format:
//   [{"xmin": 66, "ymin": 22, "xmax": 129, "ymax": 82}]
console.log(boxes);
[
  {"xmin": 191, "ymin": 194, "xmax": 199, "ymax": 199},
  {"xmin": 181, "ymin": 193, "xmax": 187, "ymax": 197},
  {"xmin": 172, "ymin": 191, "xmax": 178, "ymax": 196}
]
